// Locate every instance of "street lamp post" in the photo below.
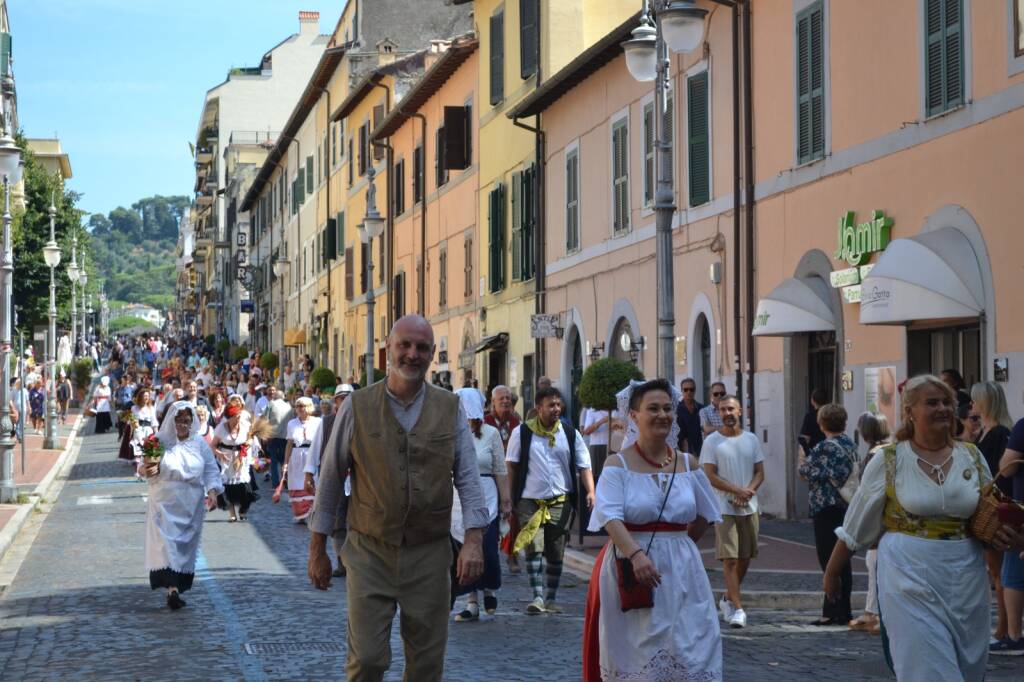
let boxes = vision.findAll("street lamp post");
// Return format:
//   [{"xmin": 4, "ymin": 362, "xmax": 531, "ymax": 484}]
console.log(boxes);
[
  {"xmin": 272, "ymin": 256, "xmax": 289, "ymax": 384},
  {"xmin": 42, "ymin": 194, "xmax": 62, "ymax": 450},
  {"xmin": 0, "ymin": 118, "xmax": 23, "ymax": 503},
  {"xmin": 67, "ymin": 231, "xmax": 79, "ymax": 357},
  {"xmin": 622, "ymin": 0, "xmax": 707, "ymax": 384},
  {"xmin": 79, "ymin": 256, "xmax": 88, "ymax": 352},
  {"xmin": 357, "ymin": 165, "xmax": 385, "ymax": 385}
]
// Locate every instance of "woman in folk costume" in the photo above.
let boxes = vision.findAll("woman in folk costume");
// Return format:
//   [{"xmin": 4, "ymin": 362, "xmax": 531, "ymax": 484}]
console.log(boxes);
[
  {"xmin": 278, "ymin": 396, "xmax": 321, "ymax": 523},
  {"xmin": 583, "ymin": 379, "xmax": 722, "ymax": 682},
  {"xmin": 120, "ymin": 388, "xmax": 156, "ymax": 469},
  {"xmin": 211, "ymin": 400, "xmax": 257, "ymax": 522},
  {"xmin": 139, "ymin": 401, "xmax": 223, "ymax": 610},
  {"xmin": 451, "ymin": 387, "xmax": 512, "ymax": 621}
]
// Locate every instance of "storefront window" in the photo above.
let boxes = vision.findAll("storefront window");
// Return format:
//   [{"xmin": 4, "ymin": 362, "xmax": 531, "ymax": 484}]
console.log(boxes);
[{"xmin": 907, "ymin": 325, "xmax": 981, "ymax": 387}]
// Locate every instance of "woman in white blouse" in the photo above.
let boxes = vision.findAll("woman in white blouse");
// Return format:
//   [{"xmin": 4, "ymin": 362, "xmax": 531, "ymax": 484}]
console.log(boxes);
[
  {"xmin": 453, "ymin": 388, "xmax": 511, "ymax": 622},
  {"xmin": 281, "ymin": 396, "xmax": 321, "ymax": 523},
  {"xmin": 824, "ymin": 375, "xmax": 1024, "ymax": 681},
  {"xmin": 583, "ymin": 379, "xmax": 722, "ymax": 682}
]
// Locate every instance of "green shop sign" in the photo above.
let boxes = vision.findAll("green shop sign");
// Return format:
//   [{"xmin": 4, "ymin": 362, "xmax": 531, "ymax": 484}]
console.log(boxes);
[{"xmin": 834, "ymin": 210, "xmax": 892, "ymax": 267}]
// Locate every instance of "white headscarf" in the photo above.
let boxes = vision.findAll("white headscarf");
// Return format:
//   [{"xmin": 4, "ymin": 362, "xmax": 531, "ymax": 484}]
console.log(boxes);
[
  {"xmin": 100, "ymin": 376, "xmax": 110, "ymax": 387},
  {"xmin": 455, "ymin": 387, "xmax": 485, "ymax": 421},
  {"xmin": 158, "ymin": 400, "xmax": 201, "ymax": 447},
  {"xmin": 615, "ymin": 379, "xmax": 683, "ymax": 453}
]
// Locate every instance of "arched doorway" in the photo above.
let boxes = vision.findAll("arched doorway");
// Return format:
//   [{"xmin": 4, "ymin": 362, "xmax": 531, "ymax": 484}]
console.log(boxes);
[
  {"xmin": 610, "ymin": 317, "xmax": 634, "ymax": 363},
  {"xmin": 694, "ymin": 314, "xmax": 712, "ymax": 403},
  {"xmin": 569, "ymin": 330, "xmax": 584, "ymax": 429}
]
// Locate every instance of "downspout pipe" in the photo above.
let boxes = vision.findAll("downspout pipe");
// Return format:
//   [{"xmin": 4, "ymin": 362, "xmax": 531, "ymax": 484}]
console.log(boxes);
[
  {"xmin": 411, "ymin": 112, "xmax": 428, "ymax": 316},
  {"xmin": 742, "ymin": 0, "xmax": 756, "ymax": 426},
  {"xmin": 368, "ymin": 81, "xmax": 393, "ymax": 331},
  {"xmin": 731, "ymin": 2, "xmax": 742, "ymax": 411},
  {"xmin": 511, "ymin": 115, "xmax": 546, "ymax": 380},
  {"xmin": 313, "ymin": 85, "xmax": 332, "ymax": 366}
]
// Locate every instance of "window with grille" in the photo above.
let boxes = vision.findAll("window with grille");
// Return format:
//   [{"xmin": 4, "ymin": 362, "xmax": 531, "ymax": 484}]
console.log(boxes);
[
  {"xmin": 687, "ymin": 70, "xmax": 710, "ymax": 206},
  {"xmin": 796, "ymin": 2, "xmax": 825, "ymax": 164},
  {"xmin": 924, "ymin": 0, "xmax": 964, "ymax": 117},
  {"xmin": 611, "ymin": 119, "xmax": 629, "ymax": 234},
  {"xmin": 566, "ymin": 149, "xmax": 580, "ymax": 252}
]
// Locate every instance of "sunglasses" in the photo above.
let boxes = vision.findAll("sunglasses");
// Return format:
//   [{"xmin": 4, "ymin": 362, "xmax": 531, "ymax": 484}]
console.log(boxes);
[{"xmin": 712, "ymin": 392, "xmax": 726, "ymax": 398}]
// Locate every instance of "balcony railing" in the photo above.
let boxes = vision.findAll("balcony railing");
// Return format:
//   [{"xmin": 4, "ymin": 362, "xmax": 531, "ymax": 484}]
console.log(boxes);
[{"xmin": 229, "ymin": 130, "xmax": 280, "ymax": 146}]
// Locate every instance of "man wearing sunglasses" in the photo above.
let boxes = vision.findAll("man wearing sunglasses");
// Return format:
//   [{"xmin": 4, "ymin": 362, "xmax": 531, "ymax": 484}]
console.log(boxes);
[
  {"xmin": 677, "ymin": 377, "xmax": 704, "ymax": 455},
  {"xmin": 700, "ymin": 382, "xmax": 728, "ymax": 436}
]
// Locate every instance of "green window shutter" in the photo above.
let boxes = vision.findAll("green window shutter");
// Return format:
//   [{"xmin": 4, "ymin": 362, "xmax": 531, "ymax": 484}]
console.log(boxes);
[
  {"xmin": 490, "ymin": 12, "xmax": 505, "ymax": 105},
  {"xmin": 612, "ymin": 120, "xmax": 629, "ymax": 233},
  {"xmin": 488, "ymin": 184, "xmax": 506, "ymax": 292},
  {"xmin": 306, "ymin": 156, "xmax": 314, "ymax": 194},
  {"xmin": 523, "ymin": 164, "xmax": 535, "ymax": 280},
  {"xmin": 1, "ymin": 33, "xmax": 11, "ymax": 79},
  {"xmin": 566, "ymin": 150, "xmax": 579, "ymax": 252},
  {"xmin": 643, "ymin": 103, "xmax": 655, "ymax": 206},
  {"xmin": 687, "ymin": 71, "xmax": 710, "ymax": 207},
  {"xmin": 796, "ymin": 2, "xmax": 825, "ymax": 164},
  {"xmin": 337, "ymin": 212, "xmax": 345, "ymax": 257},
  {"xmin": 926, "ymin": 0, "xmax": 964, "ymax": 116},
  {"xmin": 511, "ymin": 171, "xmax": 522, "ymax": 282},
  {"xmin": 520, "ymin": 0, "xmax": 538, "ymax": 79}
]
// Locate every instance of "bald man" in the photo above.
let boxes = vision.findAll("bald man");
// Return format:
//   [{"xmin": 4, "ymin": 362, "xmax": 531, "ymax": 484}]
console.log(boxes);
[{"xmin": 309, "ymin": 315, "xmax": 488, "ymax": 681}]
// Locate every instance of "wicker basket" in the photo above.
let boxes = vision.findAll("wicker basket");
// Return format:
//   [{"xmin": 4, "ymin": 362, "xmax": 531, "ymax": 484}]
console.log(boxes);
[{"xmin": 969, "ymin": 463, "xmax": 1024, "ymax": 544}]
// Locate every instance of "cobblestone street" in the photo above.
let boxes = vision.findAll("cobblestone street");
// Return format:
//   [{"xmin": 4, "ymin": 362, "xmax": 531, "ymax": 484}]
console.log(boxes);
[{"xmin": 0, "ymin": 427, "xmax": 1021, "ymax": 681}]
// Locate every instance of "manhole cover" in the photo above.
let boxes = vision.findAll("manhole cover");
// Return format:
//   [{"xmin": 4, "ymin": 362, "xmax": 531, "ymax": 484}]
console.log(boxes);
[{"xmin": 244, "ymin": 642, "xmax": 345, "ymax": 655}]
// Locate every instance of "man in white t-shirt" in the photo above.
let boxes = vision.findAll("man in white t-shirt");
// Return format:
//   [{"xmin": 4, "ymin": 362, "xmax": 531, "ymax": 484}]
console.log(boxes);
[
  {"xmin": 700, "ymin": 395, "xmax": 765, "ymax": 629},
  {"xmin": 580, "ymin": 406, "xmax": 617, "ymax": 478}
]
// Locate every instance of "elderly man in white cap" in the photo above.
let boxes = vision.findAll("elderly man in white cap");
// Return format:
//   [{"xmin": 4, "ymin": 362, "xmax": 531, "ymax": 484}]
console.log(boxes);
[{"xmin": 305, "ymin": 383, "xmax": 354, "ymax": 576}]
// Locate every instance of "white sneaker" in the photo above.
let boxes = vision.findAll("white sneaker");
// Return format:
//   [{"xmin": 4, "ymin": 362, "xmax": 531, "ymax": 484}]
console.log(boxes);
[
  {"xmin": 719, "ymin": 597, "xmax": 736, "ymax": 621},
  {"xmin": 525, "ymin": 596, "xmax": 546, "ymax": 615},
  {"xmin": 729, "ymin": 608, "xmax": 747, "ymax": 628}
]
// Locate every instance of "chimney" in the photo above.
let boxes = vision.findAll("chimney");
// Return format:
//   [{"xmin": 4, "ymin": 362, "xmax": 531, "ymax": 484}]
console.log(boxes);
[{"xmin": 299, "ymin": 11, "xmax": 320, "ymax": 37}]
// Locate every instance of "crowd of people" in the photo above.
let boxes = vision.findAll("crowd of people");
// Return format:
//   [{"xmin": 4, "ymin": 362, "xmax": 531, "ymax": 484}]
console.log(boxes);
[{"xmin": 71, "ymin": 323, "xmax": 1024, "ymax": 681}]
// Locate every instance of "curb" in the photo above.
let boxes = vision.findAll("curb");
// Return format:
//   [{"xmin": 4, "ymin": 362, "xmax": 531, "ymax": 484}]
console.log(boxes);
[
  {"xmin": 564, "ymin": 548, "xmax": 867, "ymax": 611},
  {"xmin": 0, "ymin": 496, "xmax": 39, "ymax": 570}
]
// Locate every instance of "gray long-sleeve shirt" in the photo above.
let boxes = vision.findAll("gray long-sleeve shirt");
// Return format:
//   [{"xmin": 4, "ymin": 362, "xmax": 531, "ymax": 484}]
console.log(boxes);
[{"xmin": 310, "ymin": 383, "xmax": 489, "ymax": 537}]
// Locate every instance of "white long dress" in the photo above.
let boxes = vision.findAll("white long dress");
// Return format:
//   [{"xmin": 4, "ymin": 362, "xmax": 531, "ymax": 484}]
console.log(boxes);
[
  {"xmin": 130, "ymin": 405, "xmax": 157, "ymax": 458},
  {"xmin": 286, "ymin": 416, "xmax": 321, "ymax": 521},
  {"xmin": 836, "ymin": 441, "xmax": 991, "ymax": 682},
  {"xmin": 145, "ymin": 434, "xmax": 223, "ymax": 591},
  {"xmin": 587, "ymin": 453, "xmax": 723, "ymax": 681}
]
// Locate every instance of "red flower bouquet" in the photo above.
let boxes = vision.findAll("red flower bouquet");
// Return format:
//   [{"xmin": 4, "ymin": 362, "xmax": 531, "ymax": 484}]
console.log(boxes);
[{"xmin": 141, "ymin": 434, "xmax": 164, "ymax": 461}]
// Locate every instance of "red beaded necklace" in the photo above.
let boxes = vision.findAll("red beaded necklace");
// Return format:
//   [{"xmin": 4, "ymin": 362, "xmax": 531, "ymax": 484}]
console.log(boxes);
[{"xmin": 635, "ymin": 441, "xmax": 674, "ymax": 468}]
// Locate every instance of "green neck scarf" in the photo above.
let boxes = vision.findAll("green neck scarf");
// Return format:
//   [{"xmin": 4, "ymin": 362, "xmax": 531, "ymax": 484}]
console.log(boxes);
[{"xmin": 526, "ymin": 417, "xmax": 560, "ymax": 447}]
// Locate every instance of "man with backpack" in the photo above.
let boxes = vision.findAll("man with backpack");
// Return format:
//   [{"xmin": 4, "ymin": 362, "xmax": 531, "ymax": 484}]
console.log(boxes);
[{"xmin": 506, "ymin": 386, "xmax": 595, "ymax": 615}]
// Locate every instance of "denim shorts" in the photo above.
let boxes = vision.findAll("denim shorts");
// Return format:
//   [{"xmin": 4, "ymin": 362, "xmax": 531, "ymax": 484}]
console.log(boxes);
[{"xmin": 1002, "ymin": 548, "xmax": 1024, "ymax": 591}]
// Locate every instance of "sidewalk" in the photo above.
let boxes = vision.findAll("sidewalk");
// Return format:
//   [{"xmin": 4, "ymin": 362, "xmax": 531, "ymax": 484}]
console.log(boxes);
[
  {"xmin": 565, "ymin": 517, "xmax": 868, "ymax": 610},
  {"xmin": 0, "ymin": 408, "xmax": 85, "ymax": 567}
]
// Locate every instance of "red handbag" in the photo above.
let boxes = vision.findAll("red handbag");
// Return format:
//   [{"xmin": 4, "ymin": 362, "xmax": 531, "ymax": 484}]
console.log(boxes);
[{"xmin": 613, "ymin": 454, "xmax": 678, "ymax": 612}]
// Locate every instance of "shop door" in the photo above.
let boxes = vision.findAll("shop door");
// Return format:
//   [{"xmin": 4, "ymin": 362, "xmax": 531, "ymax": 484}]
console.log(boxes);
[
  {"xmin": 907, "ymin": 323, "xmax": 981, "ymax": 387},
  {"xmin": 808, "ymin": 331, "xmax": 837, "ymax": 403},
  {"xmin": 487, "ymin": 349, "xmax": 506, "ymax": 398}
]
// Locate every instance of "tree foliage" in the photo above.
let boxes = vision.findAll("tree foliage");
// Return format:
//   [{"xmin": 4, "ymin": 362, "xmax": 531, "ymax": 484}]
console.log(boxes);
[
  {"xmin": 577, "ymin": 358, "xmax": 645, "ymax": 411},
  {"xmin": 309, "ymin": 367, "xmax": 337, "ymax": 391}
]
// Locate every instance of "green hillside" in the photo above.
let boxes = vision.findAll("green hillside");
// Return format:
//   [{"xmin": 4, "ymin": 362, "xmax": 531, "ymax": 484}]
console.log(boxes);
[{"xmin": 88, "ymin": 195, "xmax": 189, "ymax": 306}]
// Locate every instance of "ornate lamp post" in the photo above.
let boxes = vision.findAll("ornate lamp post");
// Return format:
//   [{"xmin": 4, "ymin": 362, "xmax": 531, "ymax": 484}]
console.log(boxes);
[
  {"xmin": 357, "ymin": 165, "xmax": 385, "ymax": 384},
  {"xmin": 272, "ymin": 256, "xmax": 290, "ymax": 382},
  {"xmin": 66, "ymin": 230, "xmax": 79, "ymax": 357},
  {"xmin": 42, "ymin": 194, "xmax": 62, "ymax": 450},
  {"xmin": 79, "ymin": 255, "xmax": 88, "ymax": 351},
  {"xmin": 0, "ymin": 116, "xmax": 23, "ymax": 503},
  {"xmin": 622, "ymin": 0, "xmax": 707, "ymax": 383}
]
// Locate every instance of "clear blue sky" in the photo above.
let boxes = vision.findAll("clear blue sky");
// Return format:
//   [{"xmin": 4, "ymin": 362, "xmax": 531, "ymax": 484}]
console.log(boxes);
[{"xmin": 9, "ymin": 0, "xmax": 339, "ymax": 220}]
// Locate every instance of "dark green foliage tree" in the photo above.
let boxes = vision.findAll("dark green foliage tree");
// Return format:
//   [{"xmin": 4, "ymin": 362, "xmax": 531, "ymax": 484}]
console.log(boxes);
[
  {"xmin": 309, "ymin": 367, "xmax": 337, "ymax": 391},
  {"xmin": 259, "ymin": 352, "xmax": 279, "ymax": 372},
  {"xmin": 577, "ymin": 358, "xmax": 644, "ymax": 411},
  {"xmin": 11, "ymin": 134, "xmax": 85, "ymax": 334},
  {"xmin": 359, "ymin": 368, "xmax": 386, "ymax": 387}
]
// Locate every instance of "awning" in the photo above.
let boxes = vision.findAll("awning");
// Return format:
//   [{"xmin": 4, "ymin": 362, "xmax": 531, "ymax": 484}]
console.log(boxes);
[
  {"xmin": 860, "ymin": 227, "xmax": 984, "ymax": 325},
  {"xmin": 284, "ymin": 328, "xmax": 307, "ymax": 346},
  {"xmin": 471, "ymin": 333, "xmax": 509, "ymax": 354},
  {"xmin": 752, "ymin": 276, "xmax": 836, "ymax": 336}
]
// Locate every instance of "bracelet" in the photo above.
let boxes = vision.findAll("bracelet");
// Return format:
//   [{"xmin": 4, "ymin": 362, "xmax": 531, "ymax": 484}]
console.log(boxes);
[{"xmin": 628, "ymin": 548, "xmax": 643, "ymax": 560}]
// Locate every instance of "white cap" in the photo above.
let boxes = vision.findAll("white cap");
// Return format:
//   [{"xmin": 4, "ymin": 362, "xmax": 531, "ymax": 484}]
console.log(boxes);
[{"xmin": 334, "ymin": 384, "xmax": 354, "ymax": 397}]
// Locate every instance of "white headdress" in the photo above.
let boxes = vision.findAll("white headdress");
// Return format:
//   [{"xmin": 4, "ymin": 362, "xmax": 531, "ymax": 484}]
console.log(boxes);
[
  {"xmin": 455, "ymin": 387, "xmax": 485, "ymax": 421},
  {"xmin": 615, "ymin": 379, "xmax": 684, "ymax": 453},
  {"xmin": 157, "ymin": 400, "xmax": 201, "ymax": 447}
]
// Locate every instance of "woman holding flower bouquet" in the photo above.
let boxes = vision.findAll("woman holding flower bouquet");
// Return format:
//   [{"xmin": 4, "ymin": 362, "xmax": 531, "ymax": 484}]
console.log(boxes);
[
  {"xmin": 140, "ymin": 400, "xmax": 223, "ymax": 610},
  {"xmin": 212, "ymin": 401, "xmax": 257, "ymax": 521}
]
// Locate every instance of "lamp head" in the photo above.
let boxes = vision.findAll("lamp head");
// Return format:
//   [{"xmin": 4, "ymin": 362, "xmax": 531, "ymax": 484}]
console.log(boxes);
[
  {"xmin": 67, "ymin": 261, "xmax": 79, "ymax": 283},
  {"xmin": 80, "ymin": 269, "xmax": 88, "ymax": 287},
  {"xmin": 660, "ymin": 1, "xmax": 708, "ymax": 54},
  {"xmin": 0, "ymin": 130, "xmax": 22, "ymax": 184},
  {"xmin": 622, "ymin": 19, "xmax": 658, "ymax": 83},
  {"xmin": 43, "ymin": 241, "xmax": 62, "ymax": 268}
]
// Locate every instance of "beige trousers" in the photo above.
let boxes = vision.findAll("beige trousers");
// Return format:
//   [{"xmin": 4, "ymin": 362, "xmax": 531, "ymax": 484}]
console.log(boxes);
[{"xmin": 341, "ymin": 529, "xmax": 452, "ymax": 682}]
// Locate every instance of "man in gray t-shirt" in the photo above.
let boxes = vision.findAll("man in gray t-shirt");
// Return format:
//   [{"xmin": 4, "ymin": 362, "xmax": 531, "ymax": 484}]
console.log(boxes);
[{"xmin": 700, "ymin": 395, "xmax": 764, "ymax": 629}]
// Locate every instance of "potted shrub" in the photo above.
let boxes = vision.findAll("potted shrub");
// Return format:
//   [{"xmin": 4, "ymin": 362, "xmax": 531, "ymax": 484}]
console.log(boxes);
[
  {"xmin": 231, "ymin": 345, "xmax": 249, "ymax": 362},
  {"xmin": 259, "ymin": 351, "xmax": 279, "ymax": 374},
  {"xmin": 308, "ymin": 367, "xmax": 337, "ymax": 392},
  {"xmin": 70, "ymin": 358, "xmax": 94, "ymax": 405},
  {"xmin": 204, "ymin": 334, "xmax": 216, "ymax": 347},
  {"xmin": 577, "ymin": 357, "xmax": 644, "ymax": 449},
  {"xmin": 359, "ymin": 367, "xmax": 386, "ymax": 388},
  {"xmin": 215, "ymin": 338, "xmax": 231, "ymax": 360}
]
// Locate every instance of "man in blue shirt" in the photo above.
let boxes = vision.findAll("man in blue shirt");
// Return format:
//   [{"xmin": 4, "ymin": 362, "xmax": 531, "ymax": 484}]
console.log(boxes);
[{"xmin": 676, "ymin": 377, "xmax": 704, "ymax": 455}]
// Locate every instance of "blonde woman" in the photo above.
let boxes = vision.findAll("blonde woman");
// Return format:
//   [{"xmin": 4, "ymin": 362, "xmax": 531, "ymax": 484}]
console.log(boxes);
[
  {"xmin": 971, "ymin": 381, "xmax": 1015, "ymax": 650},
  {"xmin": 825, "ymin": 375, "xmax": 1024, "ymax": 681}
]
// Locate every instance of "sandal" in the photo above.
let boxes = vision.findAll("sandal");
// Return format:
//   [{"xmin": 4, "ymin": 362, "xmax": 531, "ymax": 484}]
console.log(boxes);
[{"xmin": 455, "ymin": 603, "xmax": 480, "ymax": 622}]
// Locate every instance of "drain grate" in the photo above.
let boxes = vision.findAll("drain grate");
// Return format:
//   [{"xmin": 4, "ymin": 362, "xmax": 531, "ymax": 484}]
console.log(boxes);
[{"xmin": 245, "ymin": 642, "xmax": 345, "ymax": 655}]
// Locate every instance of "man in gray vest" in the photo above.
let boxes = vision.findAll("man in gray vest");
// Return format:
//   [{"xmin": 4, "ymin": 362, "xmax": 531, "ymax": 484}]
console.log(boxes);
[{"xmin": 308, "ymin": 315, "xmax": 487, "ymax": 681}]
